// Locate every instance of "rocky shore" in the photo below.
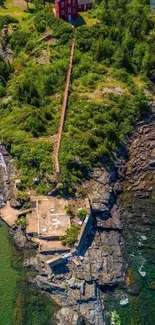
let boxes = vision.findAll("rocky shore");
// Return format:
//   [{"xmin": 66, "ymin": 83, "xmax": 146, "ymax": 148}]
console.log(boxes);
[
  {"xmin": 123, "ymin": 113, "xmax": 155, "ymax": 197},
  {"xmin": 35, "ymin": 112, "xmax": 155, "ymax": 325},
  {"xmin": 0, "ymin": 144, "xmax": 15, "ymax": 206},
  {"xmin": 0, "ymin": 143, "xmax": 124, "ymax": 324},
  {"xmin": 1, "ymin": 112, "xmax": 155, "ymax": 325},
  {"xmin": 24, "ymin": 162, "xmax": 125, "ymax": 324}
]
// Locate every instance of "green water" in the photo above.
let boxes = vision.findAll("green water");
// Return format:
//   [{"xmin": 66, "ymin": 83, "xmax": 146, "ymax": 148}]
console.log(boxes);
[
  {"xmin": 105, "ymin": 196, "xmax": 155, "ymax": 325},
  {"xmin": 0, "ymin": 220, "xmax": 59, "ymax": 325},
  {"xmin": 0, "ymin": 220, "xmax": 20, "ymax": 325}
]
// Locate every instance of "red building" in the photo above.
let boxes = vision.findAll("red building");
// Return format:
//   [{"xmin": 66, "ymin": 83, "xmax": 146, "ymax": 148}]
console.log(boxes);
[
  {"xmin": 55, "ymin": 0, "xmax": 78, "ymax": 21},
  {"xmin": 55, "ymin": 0, "xmax": 92, "ymax": 21}
]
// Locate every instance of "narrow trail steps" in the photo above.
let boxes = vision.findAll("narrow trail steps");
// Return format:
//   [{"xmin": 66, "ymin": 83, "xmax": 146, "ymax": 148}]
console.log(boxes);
[{"xmin": 54, "ymin": 26, "xmax": 75, "ymax": 182}]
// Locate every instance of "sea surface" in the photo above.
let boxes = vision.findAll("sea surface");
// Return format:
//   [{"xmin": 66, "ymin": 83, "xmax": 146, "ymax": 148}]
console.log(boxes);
[
  {"xmin": 105, "ymin": 195, "xmax": 155, "ymax": 325},
  {"xmin": 0, "ymin": 220, "xmax": 59, "ymax": 325}
]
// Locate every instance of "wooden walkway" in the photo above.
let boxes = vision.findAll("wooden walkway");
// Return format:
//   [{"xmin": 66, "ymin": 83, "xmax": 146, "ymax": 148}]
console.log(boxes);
[{"xmin": 54, "ymin": 26, "xmax": 75, "ymax": 182}]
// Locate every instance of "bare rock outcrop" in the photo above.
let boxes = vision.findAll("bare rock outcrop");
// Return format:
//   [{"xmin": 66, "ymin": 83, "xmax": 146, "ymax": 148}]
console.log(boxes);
[
  {"xmin": 124, "ymin": 114, "xmax": 155, "ymax": 197},
  {"xmin": 56, "ymin": 308, "xmax": 86, "ymax": 325},
  {"xmin": 68, "ymin": 230, "xmax": 123, "ymax": 285},
  {"xmin": 0, "ymin": 144, "xmax": 17, "ymax": 205},
  {"xmin": 11, "ymin": 227, "xmax": 38, "ymax": 250}
]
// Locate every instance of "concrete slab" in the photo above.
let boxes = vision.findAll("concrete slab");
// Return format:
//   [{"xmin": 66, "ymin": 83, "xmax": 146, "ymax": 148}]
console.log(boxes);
[{"xmin": 27, "ymin": 196, "xmax": 70, "ymax": 239}]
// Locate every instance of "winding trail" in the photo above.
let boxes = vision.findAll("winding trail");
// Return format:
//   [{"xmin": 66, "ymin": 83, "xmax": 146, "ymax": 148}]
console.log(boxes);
[{"xmin": 54, "ymin": 26, "xmax": 75, "ymax": 182}]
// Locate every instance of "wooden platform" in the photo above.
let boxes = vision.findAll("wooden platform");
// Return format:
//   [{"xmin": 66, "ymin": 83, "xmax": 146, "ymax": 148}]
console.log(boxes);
[
  {"xmin": 0, "ymin": 201, "xmax": 31, "ymax": 227},
  {"xmin": 0, "ymin": 201, "xmax": 18, "ymax": 227}
]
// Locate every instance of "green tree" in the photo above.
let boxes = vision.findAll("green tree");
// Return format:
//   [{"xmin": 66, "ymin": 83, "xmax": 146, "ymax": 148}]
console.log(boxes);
[
  {"xmin": 77, "ymin": 209, "xmax": 87, "ymax": 221},
  {"xmin": 60, "ymin": 226, "xmax": 80, "ymax": 246}
]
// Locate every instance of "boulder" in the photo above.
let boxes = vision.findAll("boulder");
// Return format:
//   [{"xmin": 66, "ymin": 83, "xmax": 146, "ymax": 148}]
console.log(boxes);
[
  {"xmin": 11, "ymin": 228, "xmax": 27, "ymax": 249},
  {"xmin": 55, "ymin": 308, "xmax": 85, "ymax": 325},
  {"xmin": 10, "ymin": 198, "xmax": 22, "ymax": 209}
]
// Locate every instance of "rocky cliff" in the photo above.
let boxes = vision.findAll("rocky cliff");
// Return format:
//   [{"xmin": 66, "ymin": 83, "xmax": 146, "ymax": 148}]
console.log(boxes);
[
  {"xmin": 1, "ymin": 111, "xmax": 155, "ymax": 325},
  {"xmin": 28, "ymin": 160, "xmax": 125, "ymax": 325},
  {"xmin": 31, "ymin": 112, "xmax": 155, "ymax": 325},
  {"xmin": 0, "ymin": 144, "xmax": 16, "ymax": 207}
]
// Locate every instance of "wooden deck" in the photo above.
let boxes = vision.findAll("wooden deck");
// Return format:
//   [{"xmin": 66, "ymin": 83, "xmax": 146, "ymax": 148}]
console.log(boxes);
[{"xmin": 0, "ymin": 201, "xmax": 31, "ymax": 227}]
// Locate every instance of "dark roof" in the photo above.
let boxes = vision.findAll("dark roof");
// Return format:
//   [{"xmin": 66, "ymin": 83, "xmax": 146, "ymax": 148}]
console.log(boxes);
[{"xmin": 78, "ymin": 0, "xmax": 92, "ymax": 5}]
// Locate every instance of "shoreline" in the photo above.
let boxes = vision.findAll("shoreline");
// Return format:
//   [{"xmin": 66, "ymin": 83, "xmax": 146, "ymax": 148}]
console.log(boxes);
[{"xmin": 1, "ymin": 110, "xmax": 155, "ymax": 325}]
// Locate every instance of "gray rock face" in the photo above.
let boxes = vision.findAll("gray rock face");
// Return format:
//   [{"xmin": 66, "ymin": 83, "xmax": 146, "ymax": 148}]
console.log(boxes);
[
  {"xmin": 10, "ymin": 198, "xmax": 22, "ymax": 209},
  {"xmin": 11, "ymin": 228, "xmax": 37, "ymax": 250},
  {"xmin": 96, "ymin": 204, "xmax": 122, "ymax": 230},
  {"xmin": 0, "ymin": 144, "xmax": 17, "ymax": 204},
  {"xmin": 71, "ymin": 230, "xmax": 123, "ymax": 286},
  {"xmin": 24, "ymin": 255, "xmax": 41, "ymax": 272},
  {"xmin": 33, "ymin": 275, "xmax": 105, "ymax": 325},
  {"xmin": 56, "ymin": 308, "xmax": 85, "ymax": 325},
  {"xmin": 124, "ymin": 114, "xmax": 155, "ymax": 197},
  {"xmin": 11, "ymin": 228, "xmax": 27, "ymax": 249},
  {"xmin": 88, "ymin": 168, "xmax": 117, "ymax": 214}
]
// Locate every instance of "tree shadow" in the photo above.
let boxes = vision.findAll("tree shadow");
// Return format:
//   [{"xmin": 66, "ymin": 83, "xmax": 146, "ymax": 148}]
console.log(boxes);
[
  {"xmin": 50, "ymin": 261, "xmax": 70, "ymax": 275},
  {"xmin": 47, "ymin": 0, "xmax": 55, "ymax": 4},
  {"xmin": 73, "ymin": 14, "xmax": 86, "ymax": 28},
  {"xmin": 26, "ymin": 8, "xmax": 35, "ymax": 14},
  {"xmin": 77, "ymin": 222, "xmax": 96, "ymax": 257}
]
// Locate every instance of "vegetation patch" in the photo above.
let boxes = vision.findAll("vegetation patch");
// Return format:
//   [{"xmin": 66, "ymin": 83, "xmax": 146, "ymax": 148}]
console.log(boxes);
[
  {"xmin": 0, "ymin": 0, "xmax": 154, "ymax": 194},
  {"xmin": 60, "ymin": 225, "xmax": 80, "ymax": 246},
  {"xmin": 77, "ymin": 208, "xmax": 87, "ymax": 221},
  {"xmin": 0, "ymin": 5, "xmax": 72, "ymax": 193}
]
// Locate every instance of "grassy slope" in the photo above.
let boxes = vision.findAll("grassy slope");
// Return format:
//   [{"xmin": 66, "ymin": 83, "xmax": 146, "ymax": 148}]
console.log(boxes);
[
  {"xmin": 0, "ymin": 1, "xmax": 71, "ymax": 193},
  {"xmin": 0, "ymin": 0, "xmax": 31, "ymax": 16},
  {"xmin": 0, "ymin": 1, "xmax": 154, "ymax": 194},
  {"xmin": 0, "ymin": 0, "xmax": 33, "ymax": 30},
  {"xmin": 58, "ymin": 1, "xmax": 155, "ymax": 191},
  {"xmin": 59, "ymin": 51, "xmax": 152, "ymax": 190}
]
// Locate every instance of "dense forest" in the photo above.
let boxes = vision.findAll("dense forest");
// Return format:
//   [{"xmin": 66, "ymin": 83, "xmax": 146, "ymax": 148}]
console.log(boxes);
[{"xmin": 0, "ymin": 0, "xmax": 154, "ymax": 194}]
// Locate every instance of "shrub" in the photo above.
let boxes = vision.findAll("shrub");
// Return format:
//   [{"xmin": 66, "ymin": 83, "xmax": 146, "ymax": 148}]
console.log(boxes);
[
  {"xmin": 77, "ymin": 209, "xmax": 87, "ymax": 221},
  {"xmin": 112, "ymin": 68, "xmax": 132, "ymax": 84},
  {"xmin": 0, "ymin": 55, "xmax": 11, "ymax": 81},
  {"xmin": 65, "ymin": 205, "xmax": 74, "ymax": 217},
  {"xmin": 25, "ymin": 40, "xmax": 36, "ymax": 54},
  {"xmin": 60, "ymin": 226, "xmax": 80, "ymax": 246},
  {"xmin": 16, "ymin": 191, "xmax": 30, "ymax": 203},
  {"xmin": 0, "ymin": 84, "xmax": 5, "ymax": 97},
  {"xmin": 0, "ymin": 15, "xmax": 18, "ymax": 30},
  {"xmin": 10, "ymin": 31, "xmax": 30, "ymax": 53},
  {"xmin": 16, "ymin": 216, "xmax": 27, "ymax": 230},
  {"xmin": 36, "ymin": 20, "xmax": 46, "ymax": 33}
]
